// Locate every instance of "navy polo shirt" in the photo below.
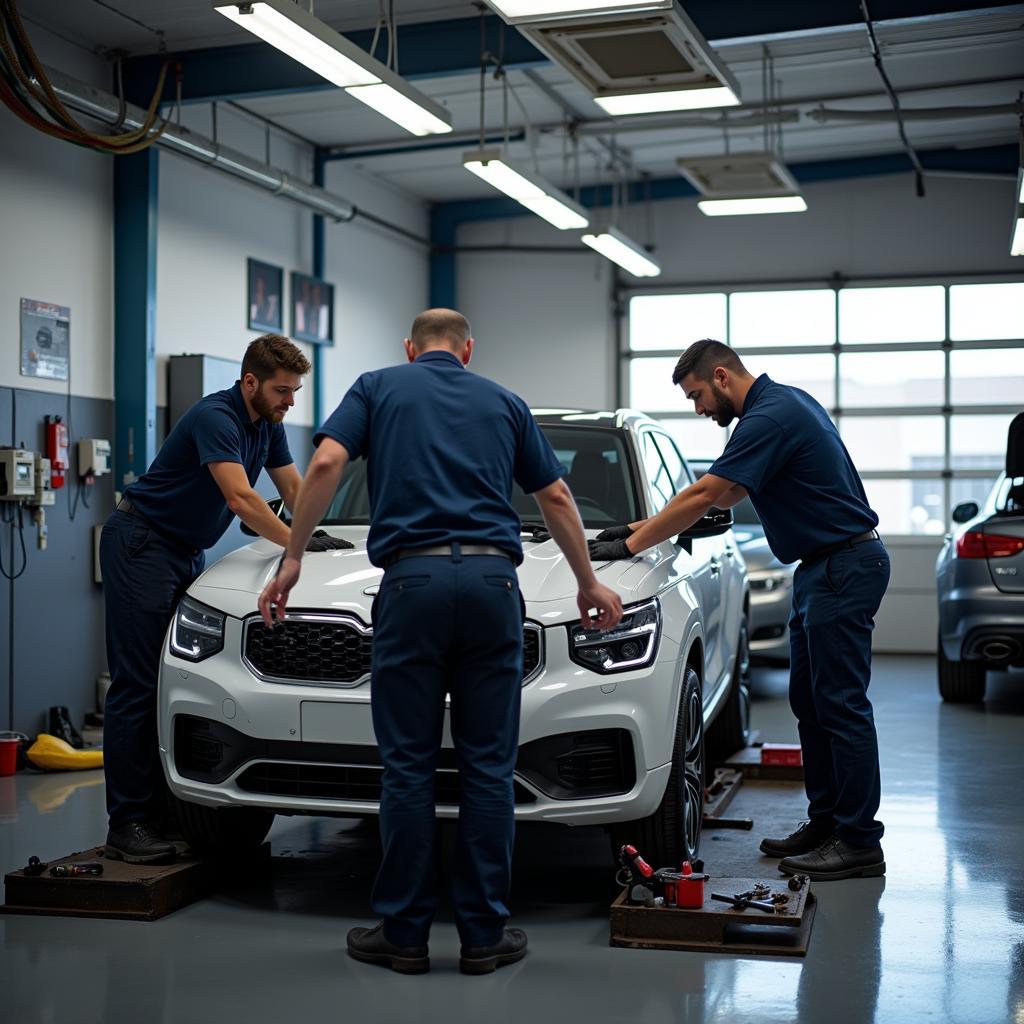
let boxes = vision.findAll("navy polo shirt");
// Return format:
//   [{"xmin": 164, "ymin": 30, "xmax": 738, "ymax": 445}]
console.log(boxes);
[
  {"xmin": 124, "ymin": 382, "xmax": 293, "ymax": 550},
  {"xmin": 315, "ymin": 350, "xmax": 565, "ymax": 567},
  {"xmin": 709, "ymin": 374, "xmax": 878, "ymax": 564}
]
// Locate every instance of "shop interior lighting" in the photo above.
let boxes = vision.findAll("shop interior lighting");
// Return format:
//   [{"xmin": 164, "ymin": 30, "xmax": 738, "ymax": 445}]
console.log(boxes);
[
  {"xmin": 594, "ymin": 85, "xmax": 739, "ymax": 116},
  {"xmin": 214, "ymin": 1, "xmax": 452, "ymax": 136},
  {"xmin": 483, "ymin": 1, "xmax": 671, "ymax": 23},
  {"xmin": 1013, "ymin": 159, "xmax": 1024, "ymax": 256},
  {"xmin": 698, "ymin": 195, "xmax": 808, "ymax": 216},
  {"xmin": 463, "ymin": 150, "xmax": 589, "ymax": 230},
  {"xmin": 581, "ymin": 225, "xmax": 661, "ymax": 277}
]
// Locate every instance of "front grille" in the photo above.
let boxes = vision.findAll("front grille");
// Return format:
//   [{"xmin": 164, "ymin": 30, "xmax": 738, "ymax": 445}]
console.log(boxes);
[
  {"xmin": 237, "ymin": 761, "xmax": 537, "ymax": 805},
  {"xmin": 244, "ymin": 615, "xmax": 543, "ymax": 686}
]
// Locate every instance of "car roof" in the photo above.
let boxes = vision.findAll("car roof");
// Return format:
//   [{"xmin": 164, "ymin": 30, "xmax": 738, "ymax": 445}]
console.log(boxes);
[{"xmin": 531, "ymin": 409, "xmax": 659, "ymax": 432}]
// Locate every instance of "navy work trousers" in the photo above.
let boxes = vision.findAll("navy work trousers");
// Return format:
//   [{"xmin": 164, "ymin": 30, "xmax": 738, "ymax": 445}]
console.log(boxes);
[
  {"xmin": 788, "ymin": 539, "xmax": 890, "ymax": 847},
  {"xmin": 100, "ymin": 509, "xmax": 204, "ymax": 828},
  {"xmin": 369, "ymin": 550, "xmax": 524, "ymax": 948}
]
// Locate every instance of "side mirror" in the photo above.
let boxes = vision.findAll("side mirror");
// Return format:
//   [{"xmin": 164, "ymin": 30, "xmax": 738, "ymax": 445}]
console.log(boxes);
[
  {"xmin": 678, "ymin": 507, "xmax": 734, "ymax": 541},
  {"xmin": 240, "ymin": 497, "xmax": 288, "ymax": 537},
  {"xmin": 951, "ymin": 501, "xmax": 979, "ymax": 525}
]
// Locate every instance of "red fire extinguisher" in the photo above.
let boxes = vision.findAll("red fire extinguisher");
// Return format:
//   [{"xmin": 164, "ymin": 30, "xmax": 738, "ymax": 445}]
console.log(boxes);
[{"xmin": 46, "ymin": 415, "xmax": 68, "ymax": 490}]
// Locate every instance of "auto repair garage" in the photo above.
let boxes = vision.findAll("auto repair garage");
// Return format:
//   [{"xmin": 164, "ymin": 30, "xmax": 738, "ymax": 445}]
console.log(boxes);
[{"xmin": 1, "ymin": 0, "xmax": 1022, "ymax": 1019}]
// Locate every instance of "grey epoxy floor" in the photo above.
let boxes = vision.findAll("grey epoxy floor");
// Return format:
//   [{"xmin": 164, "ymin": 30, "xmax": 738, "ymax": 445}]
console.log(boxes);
[{"xmin": 2, "ymin": 656, "xmax": 1023, "ymax": 1024}]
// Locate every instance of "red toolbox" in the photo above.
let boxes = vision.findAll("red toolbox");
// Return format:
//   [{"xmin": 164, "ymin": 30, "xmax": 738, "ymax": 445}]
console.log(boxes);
[{"xmin": 760, "ymin": 743, "xmax": 803, "ymax": 766}]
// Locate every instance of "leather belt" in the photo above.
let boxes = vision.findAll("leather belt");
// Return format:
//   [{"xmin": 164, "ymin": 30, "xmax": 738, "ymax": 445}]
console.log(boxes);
[
  {"xmin": 386, "ymin": 544, "xmax": 513, "ymax": 568},
  {"xmin": 802, "ymin": 529, "xmax": 880, "ymax": 567}
]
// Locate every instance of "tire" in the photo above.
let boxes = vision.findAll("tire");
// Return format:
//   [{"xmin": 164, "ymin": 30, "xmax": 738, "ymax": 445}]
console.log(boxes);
[
  {"xmin": 172, "ymin": 796, "xmax": 274, "ymax": 858},
  {"xmin": 938, "ymin": 632, "xmax": 986, "ymax": 703},
  {"xmin": 706, "ymin": 615, "xmax": 751, "ymax": 761},
  {"xmin": 611, "ymin": 663, "xmax": 705, "ymax": 867}
]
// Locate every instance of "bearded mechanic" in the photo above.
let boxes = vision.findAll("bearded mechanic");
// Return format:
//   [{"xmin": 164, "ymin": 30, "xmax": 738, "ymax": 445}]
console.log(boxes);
[
  {"xmin": 100, "ymin": 334, "xmax": 349, "ymax": 864},
  {"xmin": 589, "ymin": 338, "xmax": 891, "ymax": 882}
]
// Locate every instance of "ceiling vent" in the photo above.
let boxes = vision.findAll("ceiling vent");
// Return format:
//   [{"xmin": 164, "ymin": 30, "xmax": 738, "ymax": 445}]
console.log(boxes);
[
  {"xmin": 676, "ymin": 152, "xmax": 800, "ymax": 198},
  {"xmin": 516, "ymin": 3, "xmax": 740, "ymax": 114}
]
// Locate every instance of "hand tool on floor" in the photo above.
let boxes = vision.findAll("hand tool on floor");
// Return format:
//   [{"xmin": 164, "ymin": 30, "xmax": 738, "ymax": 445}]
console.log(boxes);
[
  {"xmin": 49, "ymin": 862, "xmax": 104, "ymax": 877},
  {"xmin": 710, "ymin": 891, "xmax": 777, "ymax": 913}
]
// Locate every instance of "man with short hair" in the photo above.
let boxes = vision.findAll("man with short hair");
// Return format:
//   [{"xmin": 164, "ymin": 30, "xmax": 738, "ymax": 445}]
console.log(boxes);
[
  {"xmin": 589, "ymin": 338, "xmax": 890, "ymax": 882},
  {"xmin": 101, "ymin": 334, "xmax": 345, "ymax": 864},
  {"xmin": 258, "ymin": 308, "xmax": 623, "ymax": 974}
]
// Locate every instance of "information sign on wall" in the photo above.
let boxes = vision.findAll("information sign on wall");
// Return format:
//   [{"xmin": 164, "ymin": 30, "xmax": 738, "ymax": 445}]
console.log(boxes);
[{"xmin": 20, "ymin": 297, "xmax": 70, "ymax": 381}]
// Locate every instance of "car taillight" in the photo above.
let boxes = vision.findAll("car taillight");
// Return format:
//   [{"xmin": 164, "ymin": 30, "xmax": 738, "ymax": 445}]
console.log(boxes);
[{"xmin": 956, "ymin": 531, "xmax": 1024, "ymax": 559}]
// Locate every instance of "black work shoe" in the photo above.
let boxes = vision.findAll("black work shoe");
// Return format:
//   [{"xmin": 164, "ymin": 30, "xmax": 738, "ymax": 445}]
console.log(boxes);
[
  {"xmin": 759, "ymin": 819, "xmax": 834, "ymax": 859},
  {"xmin": 459, "ymin": 927, "xmax": 528, "ymax": 975},
  {"xmin": 105, "ymin": 821, "xmax": 177, "ymax": 864},
  {"xmin": 778, "ymin": 835, "xmax": 885, "ymax": 881},
  {"xmin": 346, "ymin": 923, "xmax": 429, "ymax": 974}
]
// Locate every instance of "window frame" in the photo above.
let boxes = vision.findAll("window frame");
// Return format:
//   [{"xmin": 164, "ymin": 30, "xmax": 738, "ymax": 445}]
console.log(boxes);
[{"xmin": 620, "ymin": 273, "xmax": 1024, "ymax": 535}]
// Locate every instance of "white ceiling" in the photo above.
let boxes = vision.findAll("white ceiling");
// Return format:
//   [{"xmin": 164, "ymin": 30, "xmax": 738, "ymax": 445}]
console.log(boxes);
[{"xmin": 19, "ymin": 1, "xmax": 1024, "ymax": 203}]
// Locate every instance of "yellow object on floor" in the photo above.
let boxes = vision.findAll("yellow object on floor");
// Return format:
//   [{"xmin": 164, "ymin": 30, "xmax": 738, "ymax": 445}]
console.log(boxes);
[{"xmin": 26, "ymin": 734, "xmax": 104, "ymax": 772}]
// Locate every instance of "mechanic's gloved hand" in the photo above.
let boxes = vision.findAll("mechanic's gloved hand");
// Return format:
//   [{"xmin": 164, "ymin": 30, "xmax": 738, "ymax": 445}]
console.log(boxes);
[
  {"xmin": 305, "ymin": 530, "xmax": 354, "ymax": 552},
  {"xmin": 588, "ymin": 537, "xmax": 634, "ymax": 561},
  {"xmin": 594, "ymin": 524, "xmax": 635, "ymax": 542}
]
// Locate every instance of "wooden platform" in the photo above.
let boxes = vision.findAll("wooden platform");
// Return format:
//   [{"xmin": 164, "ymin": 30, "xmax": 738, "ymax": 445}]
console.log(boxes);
[
  {"xmin": 610, "ymin": 876, "xmax": 815, "ymax": 957},
  {"xmin": 723, "ymin": 745, "xmax": 805, "ymax": 782},
  {"xmin": 2, "ymin": 845, "xmax": 269, "ymax": 921}
]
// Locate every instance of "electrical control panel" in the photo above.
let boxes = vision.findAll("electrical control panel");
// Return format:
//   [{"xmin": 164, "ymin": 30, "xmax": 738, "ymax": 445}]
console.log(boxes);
[
  {"xmin": 78, "ymin": 438, "xmax": 111, "ymax": 478},
  {"xmin": 0, "ymin": 449, "xmax": 35, "ymax": 500}
]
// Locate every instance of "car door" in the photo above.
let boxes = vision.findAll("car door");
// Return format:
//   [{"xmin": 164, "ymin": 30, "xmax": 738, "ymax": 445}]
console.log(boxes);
[{"xmin": 639, "ymin": 431, "xmax": 726, "ymax": 689}]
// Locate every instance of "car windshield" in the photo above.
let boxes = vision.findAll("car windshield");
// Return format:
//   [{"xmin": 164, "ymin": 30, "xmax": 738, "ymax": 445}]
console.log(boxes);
[{"xmin": 319, "ymin": 425, "xmax": 641, "ymax": 529}]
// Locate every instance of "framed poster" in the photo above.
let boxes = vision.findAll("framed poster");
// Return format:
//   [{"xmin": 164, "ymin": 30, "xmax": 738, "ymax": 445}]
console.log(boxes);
[
  {"xmin": 20, "ymin": 298, "xmax": 70, "ymax": 381},
  {"xmin": 291, "ymin": 271, "xmax": 334, "ymax": 345},
  {"xmin": 247, "ymin": 258, "xmax": 283, "ymax": 332}
]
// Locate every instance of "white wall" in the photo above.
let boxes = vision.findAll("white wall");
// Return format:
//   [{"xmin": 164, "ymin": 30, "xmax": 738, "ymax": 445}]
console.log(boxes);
[
  {"xmin": 457, "ymin": 171, "xmax": 1022, "ymax": 653},
  {"xmin": 0, "ymin": 30, "xmax": 112, "ymax": 400},
  {"xmin": 319, "ymin": 162, "xmax": 430, "ymax": 414}
]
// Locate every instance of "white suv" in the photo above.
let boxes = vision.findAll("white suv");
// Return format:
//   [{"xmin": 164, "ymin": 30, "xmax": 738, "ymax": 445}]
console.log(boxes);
[{"xmin": 159, "ymin": 410, "xmax": 749, "ymax": 866}]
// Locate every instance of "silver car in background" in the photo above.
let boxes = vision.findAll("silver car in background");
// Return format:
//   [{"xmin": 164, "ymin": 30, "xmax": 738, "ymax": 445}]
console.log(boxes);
[{"xmin": 937, "ymin": 471, "xmax": 1024, "ymax": 702}]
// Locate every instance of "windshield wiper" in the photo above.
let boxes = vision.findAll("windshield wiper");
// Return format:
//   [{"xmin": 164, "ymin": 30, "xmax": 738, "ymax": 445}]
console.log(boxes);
[{"xmin": 520, "ymin": 523, "xmax": 551, "ymax": 543}]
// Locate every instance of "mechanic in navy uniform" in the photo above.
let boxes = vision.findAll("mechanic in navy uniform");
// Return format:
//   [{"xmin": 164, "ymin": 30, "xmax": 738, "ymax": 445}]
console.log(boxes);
[
  {"xmin": 589, "ymin": 339, "xmax": 890, "ymax": 882},
  {"xmin": 101, "ymin": 334, "xmax": 346, "ymax": 864},
  {"xmin": 258, "ymin": 309, "xmax": 623, "ymax": 974}
]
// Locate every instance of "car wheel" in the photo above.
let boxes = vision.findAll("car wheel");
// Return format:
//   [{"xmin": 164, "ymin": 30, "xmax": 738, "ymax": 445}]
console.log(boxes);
[
  {"xmin": 172, "ymin": 796, "xmax": 274, "ymax": 858},
  {"xmin": 706, "ymin": 615, "xmax": 751, "ymax": 760},
  {"xmin": 938, "ymin": 631, "xmax": 987, "ymax": 703},
  {"xmin": 610, "ymin": 663, "xmax": 704, "ymax": 868}
]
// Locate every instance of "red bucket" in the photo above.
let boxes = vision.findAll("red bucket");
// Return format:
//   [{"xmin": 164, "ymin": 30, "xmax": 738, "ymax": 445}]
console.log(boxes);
[{"xmin": 0, "ymin": 736, "xmax": 19, "ymax": 776}]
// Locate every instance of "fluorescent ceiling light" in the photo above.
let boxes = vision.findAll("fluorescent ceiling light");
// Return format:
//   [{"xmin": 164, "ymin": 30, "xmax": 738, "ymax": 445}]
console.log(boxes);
[
  {"xmin": 594, "ymin": 85, "xmax": 739, "ymax": 116},
  {"xmin": 463, "ymin": 150, "xmax": 589, "ymax": 230},
  {"xmin": 581, "ymin": 225, "xmax": 660, "ymax": 277},
  {"xmin": 698, "ymin": 196, "xmax": 808, "ymax": 216},
  {"xmin": 1012, "ymin": 207, "xmax": 1024, "ymax": 256},
  {"xmin": 214, "ymin": 1, "xmax": 451, "ymax": 135},
  {"xmin": 484, "ymin": 0, "xmax": 670, "ymax": 22}
]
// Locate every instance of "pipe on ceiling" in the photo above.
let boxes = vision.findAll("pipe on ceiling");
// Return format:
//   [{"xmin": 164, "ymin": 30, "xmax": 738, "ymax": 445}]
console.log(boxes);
[
  {"xmin": 44, "ymin": 64, "xmax": 358, "ymax": 222},
  {"xmin": 809, "ymin": 102, "xmax": 1024, "ymax": 123}
]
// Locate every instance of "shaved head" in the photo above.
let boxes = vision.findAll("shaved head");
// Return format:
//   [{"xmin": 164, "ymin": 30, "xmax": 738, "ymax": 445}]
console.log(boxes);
[{"xmin": 410, "ymin": 308, "xmax": 472, "ymax": 352}]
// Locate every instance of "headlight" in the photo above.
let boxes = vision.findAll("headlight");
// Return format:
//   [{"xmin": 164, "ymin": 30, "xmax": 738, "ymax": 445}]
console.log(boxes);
[
  {"xmin": 749, "ymin": 569, "xmax": 793, "ymax": 593},
  {"xmin": 170, "ymin": 596, "xmax": 225, "ymax": 662},
  {"xmin": 568, "ymin": 597, "xmax": 661, "ymax": 674}
]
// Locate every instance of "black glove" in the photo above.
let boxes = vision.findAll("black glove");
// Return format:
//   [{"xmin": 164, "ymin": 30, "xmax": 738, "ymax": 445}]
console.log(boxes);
[
  {"xmin": 305, "ymin": 530, "xmax": 355, "ymax": 552},
  {"xmin": 595, "ymin": 524, "xmax": 635, "ymax": 542},
  {"xmin": 588, "ymin": 537, "xmax": 634, "ymax": 561}
]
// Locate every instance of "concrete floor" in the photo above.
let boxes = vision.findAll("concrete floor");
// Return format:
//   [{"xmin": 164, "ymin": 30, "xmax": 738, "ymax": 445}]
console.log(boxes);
[{"xmin": 1, "ymin": 655, "xmax": 1023, "ymax": 1024}]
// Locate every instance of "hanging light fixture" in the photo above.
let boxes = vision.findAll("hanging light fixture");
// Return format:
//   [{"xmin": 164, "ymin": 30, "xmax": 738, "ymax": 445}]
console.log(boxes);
[
  {"xmin": 581, "ymin": 224, "xmax": 661, "ymax": 277},
  {"xmin": 463, "ymin": 150, "xmax": 590, "ymax": 229},
  {"xmin": 214, "ymin": 1, "xmax": 452, "ymax": 136},
  {"xmin": 678, "ymin": 152, "xmax": 807, "ymax": 217},
  {"xmin": 482, "ymin": 1, "xmax": 671, "ymax": 22}
]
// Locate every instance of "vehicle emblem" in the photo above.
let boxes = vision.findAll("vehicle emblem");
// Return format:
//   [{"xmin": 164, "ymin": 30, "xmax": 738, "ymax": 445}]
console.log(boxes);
[{"xmin": 993, "ymin": 567, "xmax": 1018, "ymax": 576}]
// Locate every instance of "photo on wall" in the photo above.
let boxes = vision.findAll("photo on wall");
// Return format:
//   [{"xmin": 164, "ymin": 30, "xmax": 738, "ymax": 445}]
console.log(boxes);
[
  {"xmin": 247, "ymin": 258, "xmax": 283, "ymax": 332},
  {"xmin": 291, "ymin": 271, "xmax": 334, "ymax": 346}
]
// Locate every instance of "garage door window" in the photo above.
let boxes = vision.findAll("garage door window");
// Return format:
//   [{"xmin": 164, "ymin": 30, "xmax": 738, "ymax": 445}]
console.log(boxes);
[{"xmin": 624, "ymin": 278, "xmax": 1022, "ymax": 534}]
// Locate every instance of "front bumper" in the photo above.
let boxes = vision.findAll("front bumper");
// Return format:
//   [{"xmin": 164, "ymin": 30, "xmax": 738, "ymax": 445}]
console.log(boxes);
[
  {"xmin": 748, "ymin": 583, "xmax": 792, "ymax": 663},
  {"xmin": 158, "ymin": 616, "xmax": 682, "ymax": 828}
]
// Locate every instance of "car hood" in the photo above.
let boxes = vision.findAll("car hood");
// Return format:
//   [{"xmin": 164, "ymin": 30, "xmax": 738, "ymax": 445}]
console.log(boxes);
[{"xmin": 187, "ymin": 525, "xmax": 672, "ymax": 624}]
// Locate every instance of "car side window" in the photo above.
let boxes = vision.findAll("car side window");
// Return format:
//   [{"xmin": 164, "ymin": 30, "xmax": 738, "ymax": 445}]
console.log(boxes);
[
  {"xmin": 641, "ymin": 432, "xmax": 675, "ymax": 514},
  {"xmin": 651, "ymin": 432, "xmax": 692, "ymax": 491}
]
